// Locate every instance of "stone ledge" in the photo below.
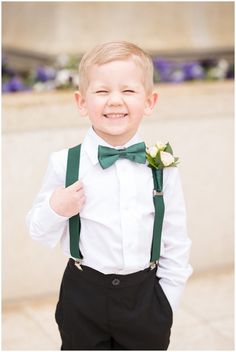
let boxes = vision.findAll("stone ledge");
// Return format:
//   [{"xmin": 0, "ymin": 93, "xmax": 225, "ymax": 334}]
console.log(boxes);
[{"xmin": 2, "ymin": 81, "xmax": 234, "ymax": 133}]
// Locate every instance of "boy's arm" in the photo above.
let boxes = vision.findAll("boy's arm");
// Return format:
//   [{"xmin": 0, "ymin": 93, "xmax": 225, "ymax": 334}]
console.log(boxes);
[
  {"xmin": 157, "ymin": 167, "xmax": 193, "ymax": 312},
  {"xmin": 26, "ymin": 150, "xmax": 69, "ymax": 248}
]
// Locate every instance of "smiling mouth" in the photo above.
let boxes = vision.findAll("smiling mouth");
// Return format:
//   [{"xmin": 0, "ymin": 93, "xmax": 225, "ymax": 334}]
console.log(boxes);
[{"xmin": 103, "ymin": 113, "xmax": 128, "ymax": 119}]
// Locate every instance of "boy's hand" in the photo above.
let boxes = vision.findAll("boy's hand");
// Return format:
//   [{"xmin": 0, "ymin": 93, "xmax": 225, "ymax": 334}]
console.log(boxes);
[{"xmin": 49, "ymin": 181, "xmax": 85, "ymax": 217}]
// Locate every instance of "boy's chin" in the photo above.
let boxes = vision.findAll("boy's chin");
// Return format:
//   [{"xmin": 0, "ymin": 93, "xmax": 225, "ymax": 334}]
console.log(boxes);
[{"xmin": 94, "ymin": 127, "xmax": 138, "ymax": 144}]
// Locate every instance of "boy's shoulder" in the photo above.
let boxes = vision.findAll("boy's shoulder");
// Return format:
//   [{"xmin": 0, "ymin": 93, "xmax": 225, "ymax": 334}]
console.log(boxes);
[
  {"xmin": 50, "ymin": 147, "xmax": 68, "ymax": 161},
  {"xmin": 49, "ymin": 143, "xmax": 83, "ymax": 171},
  {"xmin": 48, "ymin": 147, "xmax": 69, "ymax": 176},
  {"xmin": 163, "ymin": 166, "xmax": 181, "ymax": 193},
  {"xmin": 50, "ymin": 142, "xmax": 82, "ymax": 160}
]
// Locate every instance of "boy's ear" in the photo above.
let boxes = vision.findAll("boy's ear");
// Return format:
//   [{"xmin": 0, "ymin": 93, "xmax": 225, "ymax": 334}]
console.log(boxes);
[
  {"xmin": 74, "ymin": 91, "xmax": 88, "ymax": 116},
  {"xmin": 144, "ymin": 91, "xmax": 158, "ymax": 116}
]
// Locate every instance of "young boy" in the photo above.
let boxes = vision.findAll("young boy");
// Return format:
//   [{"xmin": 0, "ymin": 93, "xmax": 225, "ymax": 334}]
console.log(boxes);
[{"xmin": 26, "ymin": 41, "xmax": 192, "ymax": 350}]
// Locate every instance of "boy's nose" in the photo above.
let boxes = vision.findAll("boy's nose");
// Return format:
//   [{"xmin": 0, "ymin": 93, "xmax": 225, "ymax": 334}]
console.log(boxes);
[{"xmin": 107, "ymin": 92, "xmax": 123, "ymax": 105}]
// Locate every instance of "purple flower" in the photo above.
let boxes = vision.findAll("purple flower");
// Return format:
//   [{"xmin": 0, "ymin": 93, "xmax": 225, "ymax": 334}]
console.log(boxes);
[
  {"xmin": 2, "ymin": 76, "xmax": 32, "ymax": 93},
  {"xmin": 36, "ymin": 67, "xmax": 56, "ymax": 82},
  {"xmin": 153, "ymin": 59, "xmax": 187, "ymax": 83},
  {"xmin": 2, "ymin": 81, "xmax": 11, "ymax": 93},
  {"xmin": 169, "ymin": 69, "xmax": 185, "ymax": 83},
  {"xmin": 154, "ymin": 58, "xmax": 207, "ymax": 82},
  {"xmin": 183, "ymin": 62, "xmax": 205, "ymax": 80},
  {"xmin": 153, "ymin": 58, "xmax": 171, "ymax": 81}
]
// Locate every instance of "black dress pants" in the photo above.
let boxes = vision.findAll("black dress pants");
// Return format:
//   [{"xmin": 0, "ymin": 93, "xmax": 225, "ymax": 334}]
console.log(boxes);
[{"xmin": 55, "ymin": 259, "xmax": 173, "ymax": 350}]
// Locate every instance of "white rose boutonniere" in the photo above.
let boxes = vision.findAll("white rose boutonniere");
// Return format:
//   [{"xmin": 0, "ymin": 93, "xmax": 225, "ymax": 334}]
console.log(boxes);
[{"xmin": 146, "ymin": 141, "xmax": 179, "ymax": 169}]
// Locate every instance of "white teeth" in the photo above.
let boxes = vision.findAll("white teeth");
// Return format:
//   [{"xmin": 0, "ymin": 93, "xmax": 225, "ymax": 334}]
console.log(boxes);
[{"xmin": 104, "ymin": 113, "xmax": 126, "ymax": 118}]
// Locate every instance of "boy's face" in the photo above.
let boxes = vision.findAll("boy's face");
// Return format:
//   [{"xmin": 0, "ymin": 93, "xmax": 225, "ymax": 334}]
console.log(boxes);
[{"xmin": 75, "ymin": 59, "xmax": 158, "ymax": 146}]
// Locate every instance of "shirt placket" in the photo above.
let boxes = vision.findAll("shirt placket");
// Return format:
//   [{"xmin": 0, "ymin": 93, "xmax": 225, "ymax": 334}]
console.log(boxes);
[{"xmin": 116, "ymin": 160, "xmax": 137, "ymax": 269}]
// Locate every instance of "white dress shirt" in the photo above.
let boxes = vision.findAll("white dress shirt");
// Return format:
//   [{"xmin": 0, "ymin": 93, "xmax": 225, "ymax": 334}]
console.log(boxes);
[{"xmin": 26, "ymin": 127, "xmax": 193, "ymax": 311}]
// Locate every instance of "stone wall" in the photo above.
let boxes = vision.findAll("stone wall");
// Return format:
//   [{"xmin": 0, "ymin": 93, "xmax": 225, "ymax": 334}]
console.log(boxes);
[{"xmin": 3, "ymin": 2, "xmax": 234, "ymax": 56}]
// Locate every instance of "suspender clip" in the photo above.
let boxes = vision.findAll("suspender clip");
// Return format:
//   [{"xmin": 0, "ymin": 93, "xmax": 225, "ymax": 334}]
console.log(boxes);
[
  {"xmin": 75, "ymin": 259, "xmax": 83, "ymax": 271},
  {"xmin": 153, "ymin": 190, "xmax": 163, "ymax": 197},
  {"xmin": 149, "ymin": 261, "xmax": 158, "ymax": 270}
]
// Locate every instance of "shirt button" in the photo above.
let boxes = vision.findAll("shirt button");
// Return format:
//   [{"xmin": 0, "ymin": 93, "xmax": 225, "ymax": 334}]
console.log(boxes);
[{"xmin": 112, "ymin": 278, "xmax": 120, "ymax": 286}]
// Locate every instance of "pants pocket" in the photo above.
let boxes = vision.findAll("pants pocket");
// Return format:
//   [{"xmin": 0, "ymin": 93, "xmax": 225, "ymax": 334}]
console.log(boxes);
[
  {"xmin": 55, "ymin": 280, "xmax": 74, "ymax": 349},
  {"xmin": 154, "ymin": 277, "xmax": 173, "ymax": 325}
]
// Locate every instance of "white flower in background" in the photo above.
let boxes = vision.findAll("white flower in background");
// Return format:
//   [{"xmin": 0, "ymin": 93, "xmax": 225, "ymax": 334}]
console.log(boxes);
[
  {"xmin": 55, "ymin": 69, "xmax": 71, "ymax": 86},
  {"xmin": 160, "ymin": 151, "xmax": 175, "ymax": 166},
  {"xmin": 33, "ymin": 81, "xmax": 56, "ymax": 92},
  {"xmin": 33, "ymin": 82, "xmax": 45, "ymax": 92},
  {"xmin": 148, "ymin": 146, "xmax": 158, "ymax": 158},
  {"xmin": 218, "ymin": 59, "xmax": 229, "ymax": 72},
  {"xmin": 155, "ymin": 141, "xmax": 166, "ymax": 151}
]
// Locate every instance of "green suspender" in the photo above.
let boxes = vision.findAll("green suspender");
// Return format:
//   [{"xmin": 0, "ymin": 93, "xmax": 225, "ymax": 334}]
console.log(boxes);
[
  {"xmin": 65, "ymin": 144, "xmax": 83, "ymax": 260},
  {"xmin": 150, "ymin": 168, "xmax": 164, "ymax": 262},
  {"xmin": 66, "ymin": 144, "xmax": 165, "ymax": 263}
]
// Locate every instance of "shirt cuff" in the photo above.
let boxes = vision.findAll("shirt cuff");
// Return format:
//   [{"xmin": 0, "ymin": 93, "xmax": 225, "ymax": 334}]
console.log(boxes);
[
  {"xmin": 158, "ymin": 278, "xmax": 186, "ymax": 312},
  {"xmin": 40, "ymin": 195, "xmax": 69, "ymax": 224}
]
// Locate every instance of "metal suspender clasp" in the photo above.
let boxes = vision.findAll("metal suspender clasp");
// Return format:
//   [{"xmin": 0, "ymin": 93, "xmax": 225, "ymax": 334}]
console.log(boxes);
[
  {"xmin": 149, "ymin": 261, "xmax": 159, "ymax": 270},
  {"xmin": 153, "ymin": 190, "xmax": 163, "ymax": 197},
  {"xmin": 74, "ymin": 259, "xmax": 83, "ymax": 271}
]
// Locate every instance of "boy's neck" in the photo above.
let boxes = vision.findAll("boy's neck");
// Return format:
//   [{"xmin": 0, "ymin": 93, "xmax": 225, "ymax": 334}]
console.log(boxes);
[{"xmin": 92, "ymin": 127, "xmax": 138, "ymax": 147}]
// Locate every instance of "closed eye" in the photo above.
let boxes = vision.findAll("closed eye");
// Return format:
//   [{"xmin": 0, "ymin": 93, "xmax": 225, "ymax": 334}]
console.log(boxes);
[
  {"xmin": 123, "ymin": 90, "xmax": 135, "ymax": 93},
  {"xmin": 96, "ymin": 90, "xmax": 108, "ymax": 93}
]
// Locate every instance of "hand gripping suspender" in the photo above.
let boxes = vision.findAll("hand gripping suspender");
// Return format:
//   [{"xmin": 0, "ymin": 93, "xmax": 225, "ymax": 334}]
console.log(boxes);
[{"xmin": 66, "ymin": 144, "xmax": 165, "ymax": 269}]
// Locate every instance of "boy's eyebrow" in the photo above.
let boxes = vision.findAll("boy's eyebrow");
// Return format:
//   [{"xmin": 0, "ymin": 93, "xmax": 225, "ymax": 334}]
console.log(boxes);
[
  {"xmin": 122, "ymin": 84, "xmax": 140, "ymax": 89},
  {"xmin": 90, "ymin": 83, "xmax": 143, "ymax": 90}
]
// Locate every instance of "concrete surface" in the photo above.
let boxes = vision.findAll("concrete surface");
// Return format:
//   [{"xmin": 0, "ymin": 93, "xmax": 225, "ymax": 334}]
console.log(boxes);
[{"xmin": 2, "ymin": 266, "xmax": 234, "ymax": 350}]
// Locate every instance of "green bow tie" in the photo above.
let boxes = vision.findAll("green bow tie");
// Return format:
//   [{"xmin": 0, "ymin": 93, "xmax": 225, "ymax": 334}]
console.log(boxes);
[{"xmin": 98, "ymin": 142, "xmax": 146, "ymax": 169}]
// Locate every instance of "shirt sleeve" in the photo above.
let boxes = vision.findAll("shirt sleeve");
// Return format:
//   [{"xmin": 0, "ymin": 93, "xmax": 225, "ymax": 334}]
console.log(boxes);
[
  {"xmin": 26, "ymin": 150, "xmax": 69, "ymax": 248},
  {"xmin": 157, "ymin": 167, "xmax": 193, "ymax": 312}
]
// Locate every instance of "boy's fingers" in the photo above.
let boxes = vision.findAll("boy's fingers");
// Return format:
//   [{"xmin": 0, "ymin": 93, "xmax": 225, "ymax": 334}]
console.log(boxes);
[{"xmin": 67, "ymin": 180, "xmax": 83, "ymax": 191}]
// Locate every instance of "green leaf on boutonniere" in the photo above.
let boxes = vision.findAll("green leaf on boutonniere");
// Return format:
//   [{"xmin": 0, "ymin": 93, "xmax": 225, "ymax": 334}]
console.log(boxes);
[
  {"xmin": 155, "ymin": 151, "xmax": 161, "ymax": 164},
  {"xmin": 146, "ymin": 154, "xmax": 157, "ymax": 168},
  {"xmin": 155, "ymin": 151, "xmax": 165, "ymax": 169},
  {"xmin": 165, "ymin": 142, "xmax": 173, "ymax": 155},
  {"xmin": 174, "ymin": 157, "xmax": 179, "ymax": 163}
]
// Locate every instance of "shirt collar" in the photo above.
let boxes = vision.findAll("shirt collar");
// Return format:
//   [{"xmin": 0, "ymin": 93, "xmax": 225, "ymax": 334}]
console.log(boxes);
[{"xmin": 82, "ymin": 127, "xmax": 144, "ymax": 166}]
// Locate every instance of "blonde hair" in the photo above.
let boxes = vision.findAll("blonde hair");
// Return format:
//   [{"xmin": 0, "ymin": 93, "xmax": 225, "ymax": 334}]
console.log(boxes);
[{"xmin": 78, "ymin": 41, "xmax": 154, "ymax": 96}]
